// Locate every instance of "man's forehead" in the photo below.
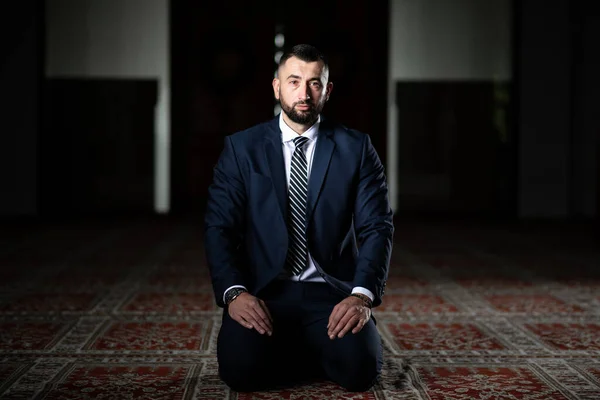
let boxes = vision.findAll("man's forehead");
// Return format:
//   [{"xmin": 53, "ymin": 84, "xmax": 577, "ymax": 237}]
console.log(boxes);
[{"xmin": 279, "ymin": 57, "xmax": 326, "ymax": 78}]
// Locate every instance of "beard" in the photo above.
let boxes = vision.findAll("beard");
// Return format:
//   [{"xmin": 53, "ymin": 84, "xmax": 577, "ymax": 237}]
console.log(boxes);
[{"xmin": 279, "ymin": 95, "xmax": 325, "ymax": 125}]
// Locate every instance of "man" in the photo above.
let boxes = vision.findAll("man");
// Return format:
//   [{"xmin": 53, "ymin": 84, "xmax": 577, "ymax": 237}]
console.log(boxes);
[{"xmin": 204, "ymin": 44, "xmax": 394, "ymax": 392}]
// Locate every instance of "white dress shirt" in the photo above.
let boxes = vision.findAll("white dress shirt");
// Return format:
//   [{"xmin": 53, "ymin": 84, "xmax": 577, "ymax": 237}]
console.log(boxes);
[{"xmin": 223, "ymin": 113, "xmax": 374, "ymax": 303}]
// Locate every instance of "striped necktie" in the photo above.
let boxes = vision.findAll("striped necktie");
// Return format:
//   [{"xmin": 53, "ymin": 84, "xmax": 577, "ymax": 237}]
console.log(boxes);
[{"xmin": 286, "ymin": 136, "xmax": 310, "ymax": 275}]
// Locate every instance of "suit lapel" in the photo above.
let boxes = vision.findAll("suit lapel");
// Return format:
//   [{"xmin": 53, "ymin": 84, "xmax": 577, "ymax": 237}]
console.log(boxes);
[
  {"xmin": 264, "ymin": 118, "xmax": 288, "ymax": 220},
  {"xmin": 307, "ymin": 124, "xmax": 335, "ymax": 224}
]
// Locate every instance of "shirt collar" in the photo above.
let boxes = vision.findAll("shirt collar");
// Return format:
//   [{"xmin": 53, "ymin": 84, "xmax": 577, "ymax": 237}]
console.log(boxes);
[{"xmin": 279, "ymin": 112, "xmax": 320, "ymax": 144}]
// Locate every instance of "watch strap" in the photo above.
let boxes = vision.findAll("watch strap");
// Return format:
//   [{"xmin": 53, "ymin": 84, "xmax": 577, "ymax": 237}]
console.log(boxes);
[{"xmin": 225, "ymin": 287, "xmax": 247, "ymax": 305}]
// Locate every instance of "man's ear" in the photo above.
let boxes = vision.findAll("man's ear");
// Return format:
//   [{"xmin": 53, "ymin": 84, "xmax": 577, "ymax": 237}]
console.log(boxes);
[
  {"xmin": 325, "ymin": 82, "xmax": 333, "ymax": 101},
  {"xmin": 272, "ymin": 78, "xmax": 280, "ymax": 100}
]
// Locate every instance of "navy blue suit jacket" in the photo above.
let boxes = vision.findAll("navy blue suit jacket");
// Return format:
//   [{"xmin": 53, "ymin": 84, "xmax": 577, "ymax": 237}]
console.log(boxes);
[{"xmin": 204, "ymin": 115, "xmax": 394, "ymax": 308}]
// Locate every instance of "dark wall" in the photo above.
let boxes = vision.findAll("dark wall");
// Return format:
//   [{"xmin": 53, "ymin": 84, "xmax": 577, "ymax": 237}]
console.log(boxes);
[
  {"xmin": 391, "ymin": 0, "xmax": 600, "ymax": 219},
  {"xmin": 570, "ymin": 2, "xmax": 600, "ymax": 218},
  {"xmin": 41, "ymin": 78, "xmax": 157, "ymax": 216},
  {"xmin": 395, "ymin": 80, "xmax": 514, "ymax": 216},
  {"xmin": 517, "ymin": 0, "xmax": 600, "ymax": 219},
  {"xmin": 0, "ymin": 1, "xmax": 42, "ymax": 217},
  {"xmin": 170, "ymin": 0, "xmax": 389, "ymax": 215}
]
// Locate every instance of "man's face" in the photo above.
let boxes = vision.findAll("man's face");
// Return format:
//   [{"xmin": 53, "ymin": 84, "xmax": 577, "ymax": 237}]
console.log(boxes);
[{"xmin": 272, "ymin": 56, "xmax": 333, "ymax": 126}]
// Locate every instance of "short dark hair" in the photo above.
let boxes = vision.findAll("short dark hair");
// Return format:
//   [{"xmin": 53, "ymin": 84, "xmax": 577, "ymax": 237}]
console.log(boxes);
[{"xmin": 278, "ymin": 44, "xmax": 329, "ymax": 71}]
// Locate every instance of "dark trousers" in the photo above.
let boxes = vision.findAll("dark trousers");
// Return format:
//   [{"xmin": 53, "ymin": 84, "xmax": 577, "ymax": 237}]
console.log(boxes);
[{"xmin": 217, "ymin": 280, "xmax": 383, "ymax": 392}]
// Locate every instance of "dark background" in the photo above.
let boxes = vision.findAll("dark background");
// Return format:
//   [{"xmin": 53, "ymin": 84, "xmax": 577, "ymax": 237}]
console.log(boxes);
[
  {"xmin": 170, "ymin": 1, "xmax": 389, "ymax": 214},
  {"xmin": 1, "ymin": 0, "xmax": 598, "ymax": 230}
]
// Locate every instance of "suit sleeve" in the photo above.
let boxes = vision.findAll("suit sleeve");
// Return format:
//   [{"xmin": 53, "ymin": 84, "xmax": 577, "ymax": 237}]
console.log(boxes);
[
  {"xmin": 352, "ymin": 134, "xmax": 394, "ymax": 307},
  {"xmin": 204, "ymin": 136, "xmax": 248, "ymax": 308}
]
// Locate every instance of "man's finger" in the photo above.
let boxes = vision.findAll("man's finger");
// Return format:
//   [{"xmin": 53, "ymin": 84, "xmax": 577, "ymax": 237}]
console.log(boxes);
[
  {"xmin": 328, "ymin": 304, "xmax": 345, "ymax": 334},
  {"xmin": 337, "ymin": 315, "xmax": 360, "ymax": 338},
  {"xmin": 254, "ymin": 303, "xmax": 273, "ymax": 332},
  {"xmin": 258, "ymin": 300, "xmax": 273, "ymax": 324},
  {"xmin": 248, "ymin": 302, "xmax": 272, "ymax": 332},
  {"xmin": 242, "ymin": 311, "xmax": 262, "ymax": 333},
  {"xmin": 242, "ymin": 312, "xmax": 269, "ymax": 334},
  {"xmin": 352, "ymin": 318, "xmax": 367, "ymax": 334},
  {"xmin": 234, "ymin": 314, "xmax": 254, "ymax": 330},
  {"xmin": 330, "ymin": 306, "xmax": 356, "ymax": 338},
  {"xmin": 228, "ymin": 308, "xmax": 250, "ymax": 329},
  {"xmin": 330, "ymin": 308, "xmax": 358, "ymax": 338},
  {"xmin": 327, "ymin": 304, "xmax": 339, "ymax": 329}
]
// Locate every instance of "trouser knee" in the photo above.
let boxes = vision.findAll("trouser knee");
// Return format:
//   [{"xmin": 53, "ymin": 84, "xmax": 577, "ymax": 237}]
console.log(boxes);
[
  {"xmin": 218, "ymin": 360, "xmax": 270, "ymax": 392},
  {"xmin": 327, "ymin": 352, "xmax": 382, "ymax": 392},
  {"xmin": 337, "ymin": 362, "xmax": 380, "ymax": 392}
]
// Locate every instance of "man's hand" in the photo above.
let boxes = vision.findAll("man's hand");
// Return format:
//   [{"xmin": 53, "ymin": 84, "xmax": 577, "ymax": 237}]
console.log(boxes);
[
  {"xmin": 228, "ymin": 293, "xmax": 273, "ymax": 336},
  {"xmin": 327, "ymin": 296, "xmax": 371, "ymax": 339}
]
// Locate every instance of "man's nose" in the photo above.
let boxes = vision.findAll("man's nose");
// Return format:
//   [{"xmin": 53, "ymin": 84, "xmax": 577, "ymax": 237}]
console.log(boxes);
[{"xmin": 298, "ymin": 84, "xmax": 311, "ymax": 101}]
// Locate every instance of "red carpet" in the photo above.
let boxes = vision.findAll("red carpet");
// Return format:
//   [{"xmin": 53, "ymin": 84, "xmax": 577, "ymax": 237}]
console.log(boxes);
[{"xmin": 1, "ymin": 217, "xmax": 599, "ymax": 399}]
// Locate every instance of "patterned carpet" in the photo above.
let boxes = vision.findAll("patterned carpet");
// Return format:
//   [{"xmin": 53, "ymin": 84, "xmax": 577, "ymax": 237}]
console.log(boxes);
[{"xmin": 0, "ymin": 216, "xmax": 599, "ymax": 399}]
